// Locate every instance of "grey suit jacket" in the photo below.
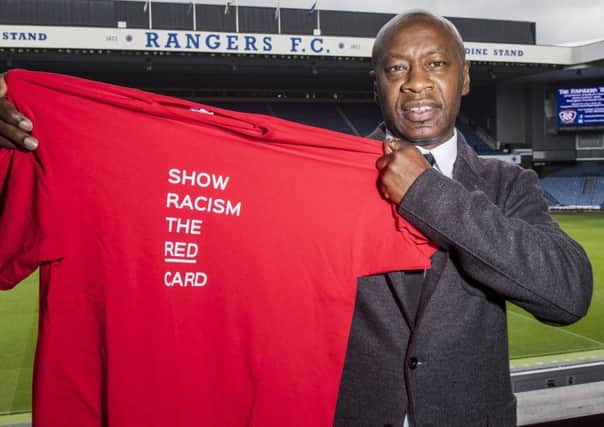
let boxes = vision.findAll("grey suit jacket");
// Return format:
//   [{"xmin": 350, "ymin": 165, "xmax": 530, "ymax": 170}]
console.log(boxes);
[{"xmin": 334, "ymin": 126, "xmax": 593, "ymax": 427}]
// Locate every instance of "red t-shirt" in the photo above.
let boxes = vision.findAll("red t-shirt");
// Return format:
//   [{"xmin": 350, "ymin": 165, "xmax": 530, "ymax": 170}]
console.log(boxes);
[{"xmin": 1, "ymin": 70, "xmax": 435, "ymax": 427}]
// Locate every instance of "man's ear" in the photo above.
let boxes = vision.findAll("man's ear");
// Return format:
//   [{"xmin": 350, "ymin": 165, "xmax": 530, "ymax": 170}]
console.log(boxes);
[{"xmin": 462, "ymin": 62, "xmax": 471, "ymax": 96}]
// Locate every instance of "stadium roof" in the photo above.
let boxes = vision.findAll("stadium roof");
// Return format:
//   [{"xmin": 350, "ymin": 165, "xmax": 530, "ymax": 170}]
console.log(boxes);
[{"xmin": 127, "ymin": 0, "xmax": 604, "ymax": 46}]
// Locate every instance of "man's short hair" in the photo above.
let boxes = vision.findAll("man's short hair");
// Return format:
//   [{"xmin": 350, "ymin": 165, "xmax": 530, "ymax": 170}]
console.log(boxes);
[{"xmin": 371, "ymin": 10, "xmax": 466, "ymax": 66}]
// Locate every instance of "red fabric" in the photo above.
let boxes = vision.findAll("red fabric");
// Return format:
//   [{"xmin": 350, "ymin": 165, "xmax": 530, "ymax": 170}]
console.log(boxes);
[{"xmin": 1, "ymin": 69, "xmax": 435, "ymax": 427}]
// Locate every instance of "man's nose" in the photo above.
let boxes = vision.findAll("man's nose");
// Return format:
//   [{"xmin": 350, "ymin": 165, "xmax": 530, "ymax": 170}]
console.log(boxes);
[{"xmin": 401, "ymin": 67, "xmax": 433, "ymax": 93}]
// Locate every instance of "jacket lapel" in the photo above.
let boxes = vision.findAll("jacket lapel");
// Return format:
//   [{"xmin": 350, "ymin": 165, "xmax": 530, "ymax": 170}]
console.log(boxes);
[
  {"xmin": 367, "ymin": 125, "xmax": 483, "ymax": 327},
  {"xmin": 452, "ymin": 132, "xmax": 486, "ymax": 192},
  {"xmin": 415, "ymin": 250, "xmax": 448, "ymax": 326},
  {"xmin": 369, "ymin": 124, "xmax": 422, "ymax": 329},
  {"xmin": 385, "ymin": 271, "xmax": 417, "ymax": 330}
]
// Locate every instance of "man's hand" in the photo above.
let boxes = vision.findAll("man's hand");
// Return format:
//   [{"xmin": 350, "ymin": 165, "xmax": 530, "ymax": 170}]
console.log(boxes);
[
  {"xmin": 0, "ymin": 74, "xmax": 38, "ymax": 150},
  {"xmin": 376, "ymin": 139, "xmax": 431, "ymax": 204}
]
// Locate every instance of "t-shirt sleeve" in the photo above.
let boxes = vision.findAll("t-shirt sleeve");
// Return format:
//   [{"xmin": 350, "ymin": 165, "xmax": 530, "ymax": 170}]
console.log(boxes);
[{"xmin": 0, "ymin": 148, "xmax": 58, "ymax": 289}]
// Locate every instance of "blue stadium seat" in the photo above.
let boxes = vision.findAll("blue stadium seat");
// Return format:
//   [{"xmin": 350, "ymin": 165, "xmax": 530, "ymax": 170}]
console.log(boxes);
[
  {"xmin": 455, "ymin": 122, "xmax": 503, "ymax": 155},
  {"xmin": 539, "ymin": 176, "xmax": 596, "ymax": 206},
  {"xmin": 539, "ymin": 162, "xmax": 604, "ymax": 206}
]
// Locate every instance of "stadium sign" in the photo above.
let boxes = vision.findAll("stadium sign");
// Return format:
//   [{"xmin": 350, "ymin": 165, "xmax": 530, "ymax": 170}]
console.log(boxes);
[
  {"xmin": 0, "ymin": 25, "xmax": 373, "ymax": 58},
  {"xmin": 2, "ymin": 31, "xmax": 48, "ymax": 41},
  {"xmin": 463, "ymin": 42, "xmax": 573, "ymax": 65},
  {"xmin": 0, "ymin": 25, "xmax": 599, "ymax": 65}
]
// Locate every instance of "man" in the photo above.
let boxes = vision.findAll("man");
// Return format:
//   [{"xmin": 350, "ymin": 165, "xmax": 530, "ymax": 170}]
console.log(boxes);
[
  {"xmin": 0, "ymin": 11, "xmax": 593, "ymax": 427},
  {"xmin": 333, "ymin": 11, "xmax": 592, "ymax": 427}
]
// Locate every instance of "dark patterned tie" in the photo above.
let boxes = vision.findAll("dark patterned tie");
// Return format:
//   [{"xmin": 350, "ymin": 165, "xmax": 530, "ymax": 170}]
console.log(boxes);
[
  {"xmin": 400, "ymin": 153, "xmax": 435, "ymax": 325},
  {"xmin": 423, "ymin": 152, "xmax": 436, "ymax": 167}
]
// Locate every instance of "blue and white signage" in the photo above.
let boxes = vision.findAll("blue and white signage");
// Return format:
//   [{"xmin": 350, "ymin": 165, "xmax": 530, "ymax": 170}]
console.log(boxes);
[
  {"xmin": 0, "ymin": 25, "xmax": 591, "ymax": 65},
  {"xmin": 0, "ymin": 25, "xmax": 372, "ymax": 58},
  {"xmin": 2, "ymin": 30, "xmax": 48, "ymax": 41},
  {"xmin": 557, "ymin": 87, "xmax": 604, "ymax": 129}
]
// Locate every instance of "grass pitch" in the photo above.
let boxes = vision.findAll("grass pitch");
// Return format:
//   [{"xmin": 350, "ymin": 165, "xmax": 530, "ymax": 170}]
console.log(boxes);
[
  {"xmin": 507, "ymin": 212, "xmax": 604, "ymax": 359},
  {"xmin": 0, "ymin": 271, "xmax": 38, "ymax": 416},
  {"xmin": 1, "ymin": 212, "xmax": 603, "ymax": 416}
]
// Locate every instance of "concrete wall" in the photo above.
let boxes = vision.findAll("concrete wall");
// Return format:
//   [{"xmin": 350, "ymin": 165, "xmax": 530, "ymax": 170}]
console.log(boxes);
[{"xmin": 496, "ymin": 82, "xmax": 527, "ymax": 146}]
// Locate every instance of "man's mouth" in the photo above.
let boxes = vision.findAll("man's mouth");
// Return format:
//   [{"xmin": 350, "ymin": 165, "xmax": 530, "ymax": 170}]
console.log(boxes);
[
  {"xmin": 408, "ymin": 105, "xmax": 433, "ymax": 113},
  {"xmin": 401, "ymin": 102, "xmax": 439, "ymax": 122}
]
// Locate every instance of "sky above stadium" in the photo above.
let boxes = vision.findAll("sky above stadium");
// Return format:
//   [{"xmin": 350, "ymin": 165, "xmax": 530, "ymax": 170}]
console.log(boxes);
[{"xmin": 154, "ymin": 0, "xmax": 604, "ymax": 46}]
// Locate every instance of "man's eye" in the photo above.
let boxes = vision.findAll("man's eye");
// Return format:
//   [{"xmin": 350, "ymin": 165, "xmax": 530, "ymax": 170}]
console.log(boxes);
[
  {"xmin": 385, "ymin": 65, "xmax": 406, "ymax": 73},
  {"xmin": 429, "ymin": 61, "xmax": 446, "ymax": 68}
]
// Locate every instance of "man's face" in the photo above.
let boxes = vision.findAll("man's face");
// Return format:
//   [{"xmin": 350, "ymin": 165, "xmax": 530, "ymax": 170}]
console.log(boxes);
[{"xmin": 373, "ymin": 21, "xmax": 470, "ymax": 148}]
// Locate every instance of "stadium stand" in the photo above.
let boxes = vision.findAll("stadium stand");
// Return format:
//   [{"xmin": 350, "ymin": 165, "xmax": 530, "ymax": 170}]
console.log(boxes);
[
  {"xmin": 213, "ymin": 102, "xmax": 505, "ymax": 159},
  {"xmin": 456, "ymin": 121, "xmax": 504, "ymax": 155},
  {"xmin": 216, "ymin": 102, "xmax": 360, "ymax": 135},
  {"xmin": 541, "ymin": 190, "xmax": 561, "ymax": 207},
  {"xmin": 539, "ymin": 176, "xmax": 604, "ymax": 207},
  {"xmin": 339, "ymin": 103, "xmax": 384, "ymax": 136},
  {"xmin": 212, "ymin": 102, "xmax": 272, "ymax": 115},
  {"xmin": 538, "ymin": 162, "xmax": 604, "ymax": 207},
  {"xmin": 270, "ymin": 102, "xmax": 355, "ymax": 135},
  {"xmin": 540, "ymin": 177, "xmax": 587, "ymax": 206},
  {"xmin": 545, "ymin": 162, "xmax": 604, "ymax": 178}
]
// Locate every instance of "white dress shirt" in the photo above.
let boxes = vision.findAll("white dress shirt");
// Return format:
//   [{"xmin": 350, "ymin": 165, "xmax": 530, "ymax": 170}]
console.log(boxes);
[
  {"xmin": 415, "ymin": 131, "xmax": 458, "ymax": 179},
  {"xmin": 385, "ymin": 128, "xmax": 458, "ymax": 179}
]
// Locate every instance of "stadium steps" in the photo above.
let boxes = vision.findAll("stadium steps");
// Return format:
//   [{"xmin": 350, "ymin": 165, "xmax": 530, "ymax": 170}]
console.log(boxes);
[
  {"xmin": 335, "ymin": 105, "xmax": 360, "ymax": 136},
  {"xmin": 338, "ymin": 103, "xmax": 383, "ymax": 137},
  {"xmin": 457, "ymin": 113, "xmax": 500, "ymax": 151},
  {"xmin": 583, "ymin": 177, "xmax": 596, "ymax": 194},
  {"xmin": 594, "ymin": 178, "xmax": 604, "ymax": 206},
  {"xmin": 456, "ymin": 121, "xmax": 505, "ymax": 155},
  {"xmin": 542, "ymin": 190, "xmax": 560, "ymax": 206}
]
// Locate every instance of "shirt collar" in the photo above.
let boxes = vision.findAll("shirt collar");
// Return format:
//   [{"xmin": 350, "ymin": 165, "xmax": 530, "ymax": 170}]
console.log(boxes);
[{"xmin": 384, "ymin": 128, "xmax": 458, "ymax": 179}]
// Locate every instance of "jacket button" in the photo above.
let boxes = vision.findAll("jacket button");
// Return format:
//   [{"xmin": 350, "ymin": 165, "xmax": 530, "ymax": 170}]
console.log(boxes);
[{"xmin": 408, "ymin": 357, "xmax": 419, "ymax": 370}]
